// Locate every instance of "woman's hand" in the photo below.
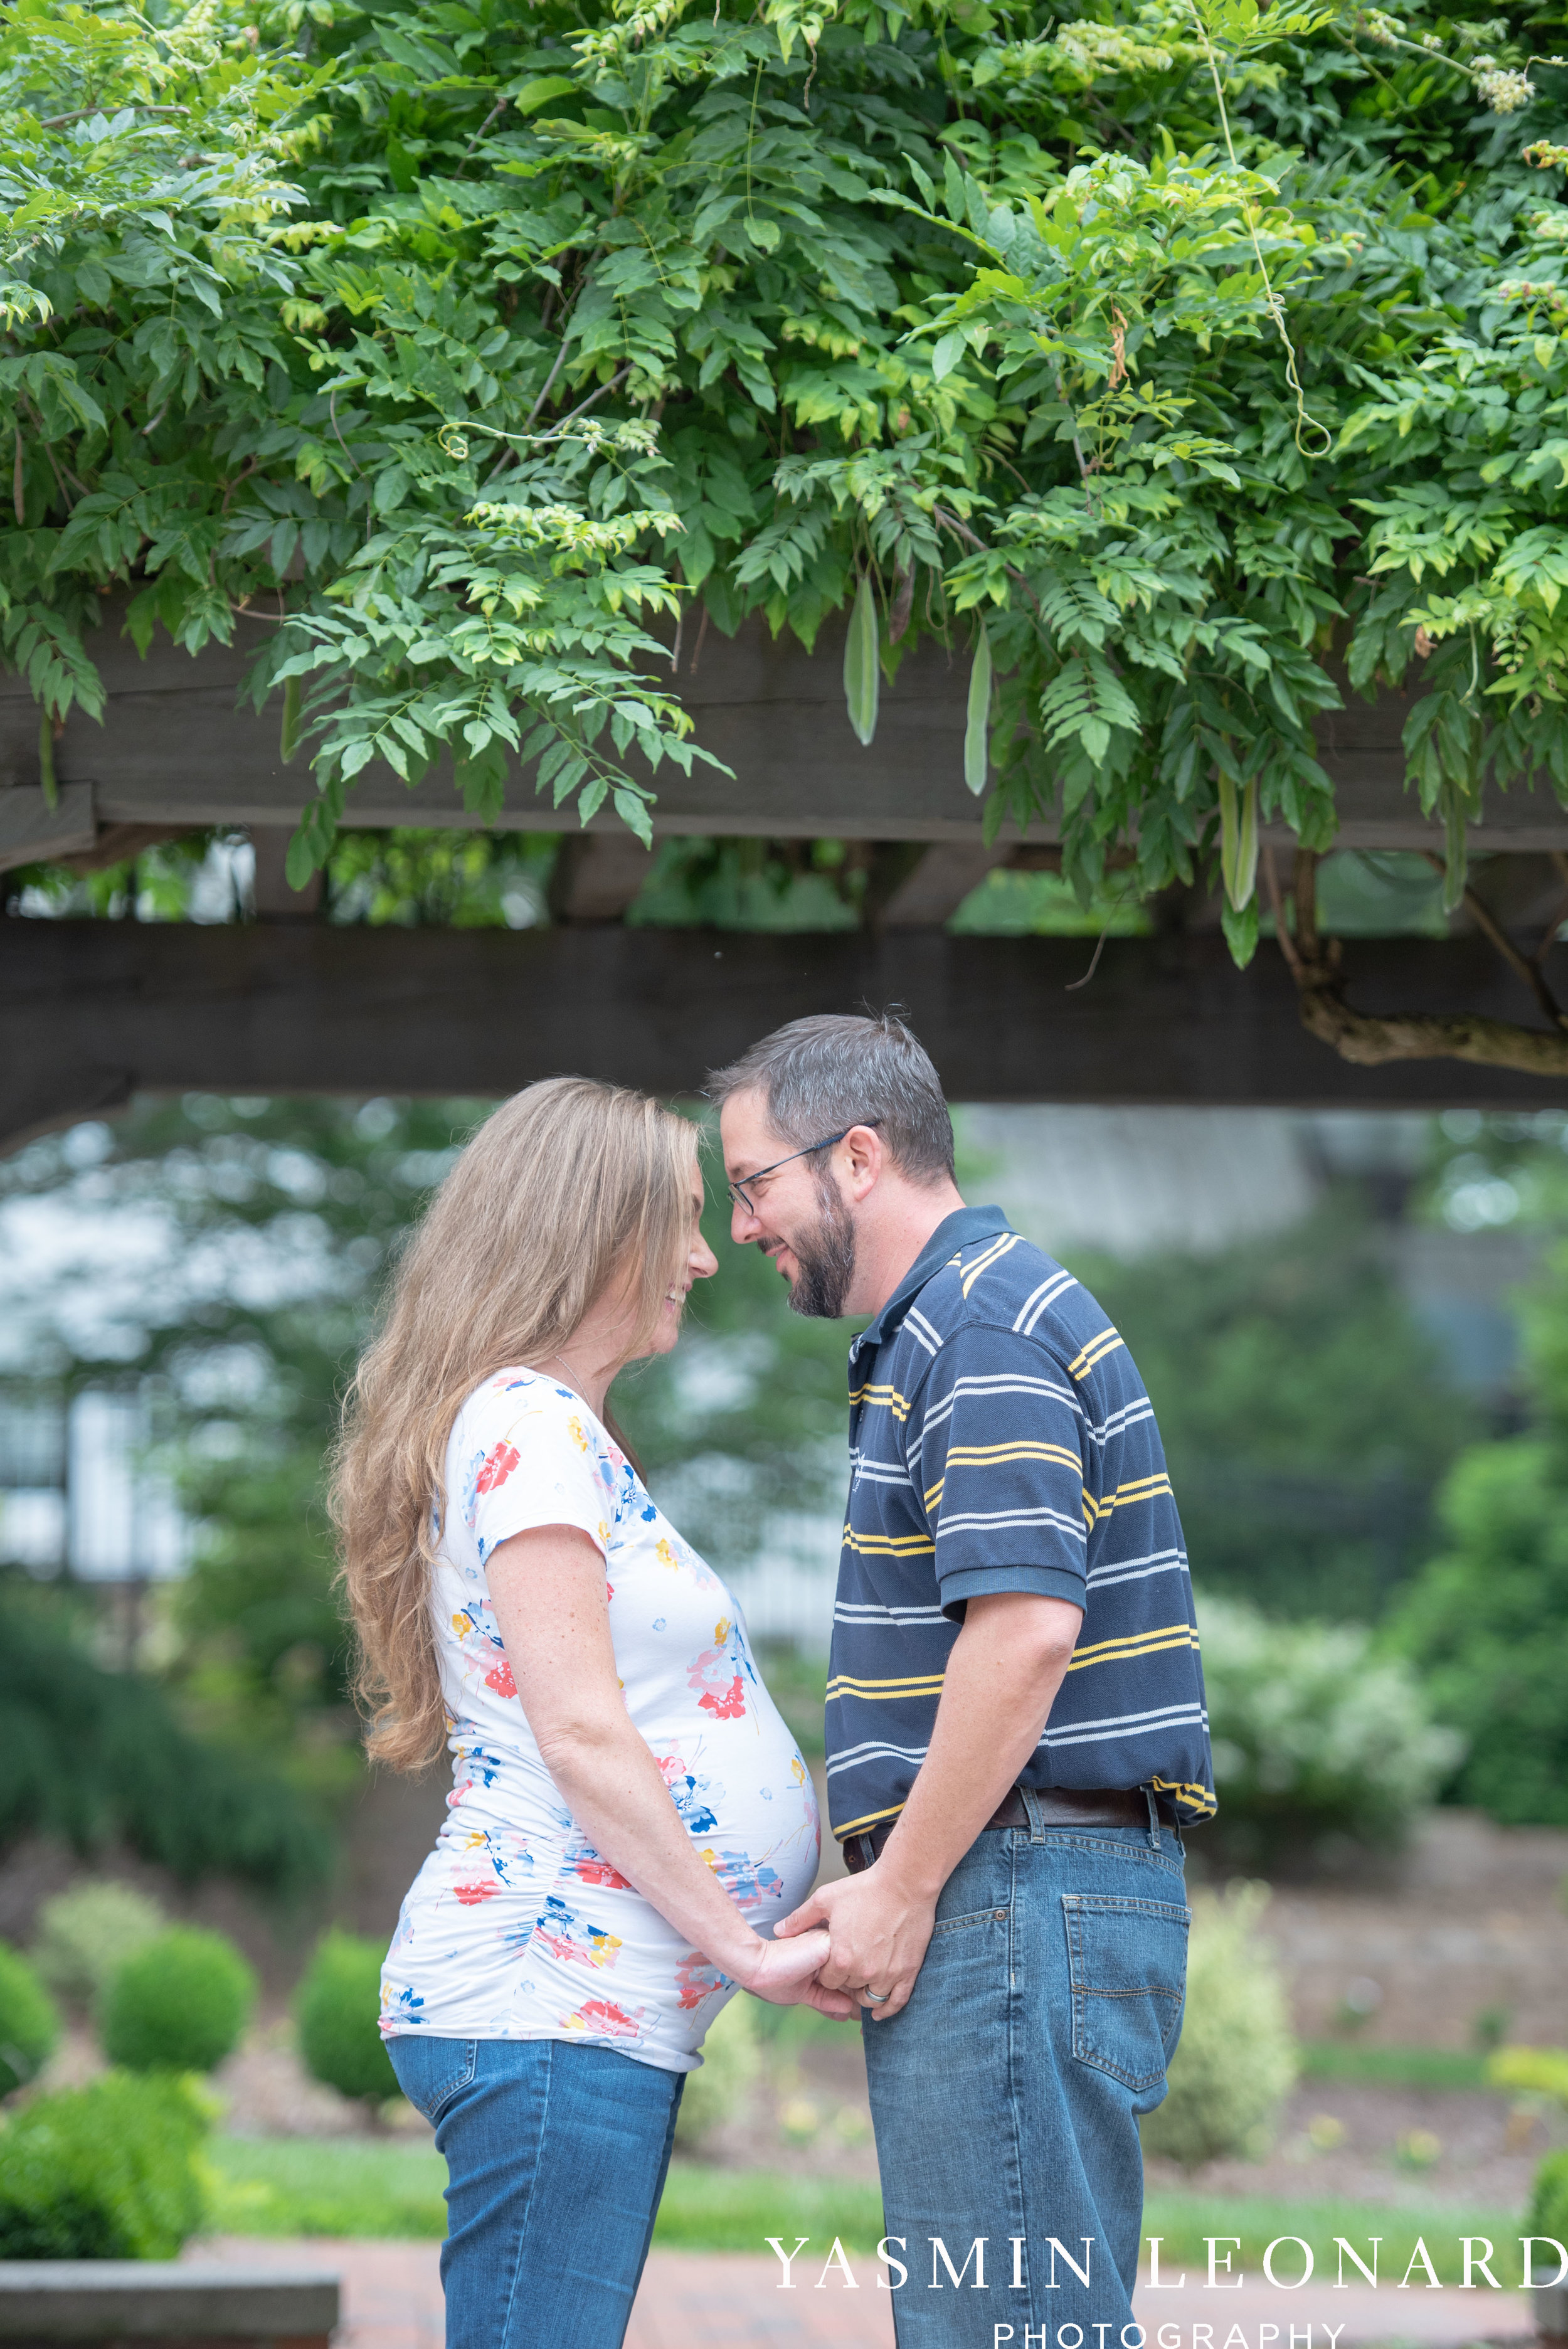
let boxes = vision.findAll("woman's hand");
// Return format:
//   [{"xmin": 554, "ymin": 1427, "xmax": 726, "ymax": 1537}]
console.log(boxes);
[{"xmin": 737, "ymin": 1927, "xmax": 856, "ymax": 2018}]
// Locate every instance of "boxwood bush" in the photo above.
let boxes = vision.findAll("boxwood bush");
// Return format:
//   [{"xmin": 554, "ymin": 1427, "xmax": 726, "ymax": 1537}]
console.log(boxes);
[
  {"xmin": 1528, "ymin": 2148, "xmax": 1568, "ymax": 2246},
  {"xmin": 674, "ymin": 1996, "xmax": 760, "ymax": 2150},
  {"xmin": 32, "ymin": 1882, "xmax": 167, "ymax": 2013},
  {"xmin": 1141, "ymin": 1884, "xmax": 1298, "ymax": 2172},
  {"xmin": 0, "ymin": 2072, "xmax": 209, "ymax": 2258},
  {"xmin": 0, "ymin": 1944, "xmax": 61, "ymax": 2099},
  {"xmin": 101, "ymin": 1927, "xmax": 256, "ymax": 2074},
  {"xmin": 295, "ymin": 1932, "xmax": 396, "ymax": 2106}
]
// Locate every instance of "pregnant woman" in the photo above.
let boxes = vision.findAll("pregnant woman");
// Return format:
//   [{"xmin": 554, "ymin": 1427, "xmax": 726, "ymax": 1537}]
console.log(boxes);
[{"xmin": 333, "ymin": 1078, "xmax": 841, "ymax": 2348}]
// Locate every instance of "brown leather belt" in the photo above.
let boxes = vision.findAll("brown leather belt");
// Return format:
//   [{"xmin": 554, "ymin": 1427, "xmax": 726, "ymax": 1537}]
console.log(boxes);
[{"xmin": 840, "ymin": 1785, "xmax": 1159, "ymax": 1875}]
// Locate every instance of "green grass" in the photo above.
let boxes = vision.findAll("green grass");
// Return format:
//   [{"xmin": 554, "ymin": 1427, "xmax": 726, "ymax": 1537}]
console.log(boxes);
[
  {"xmin": 655, "ymin": 2165, "xmax": 886, "ymax": 2252},
  {"xmin": 1298, "ymin": 2042, "xmax": 1490, "ymax": 2091},
  {"xmin": 208, "ymin": 2140, "xmax": 1527, "ymax": 2280},
  {"xmin": 208, "ymin": 2137, "xmax": 448, "ymax": 2239},
  {"xmin": 1143, "ymin": 2194, "xmax": 1527, "ymax": 2287},
  {"xmin": 206, "ymin": 2138, "xmax": 886, "ymax": 2249}
]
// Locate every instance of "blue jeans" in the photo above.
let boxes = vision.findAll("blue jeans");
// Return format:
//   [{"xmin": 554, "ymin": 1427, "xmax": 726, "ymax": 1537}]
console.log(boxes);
[
  {"xmin": 861, "ymin": 1812, "xmax": 1189, "ymax": 2348},
  {"xmin": 386, "ymin": 2035, "xmax": 684, "ymax": 2349}
]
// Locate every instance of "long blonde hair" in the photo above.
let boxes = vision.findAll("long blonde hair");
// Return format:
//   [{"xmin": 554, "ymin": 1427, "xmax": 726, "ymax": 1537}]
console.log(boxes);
[{"xmin": 333, "ymin": 1078, "xmax": 699, "ymax": 1773}]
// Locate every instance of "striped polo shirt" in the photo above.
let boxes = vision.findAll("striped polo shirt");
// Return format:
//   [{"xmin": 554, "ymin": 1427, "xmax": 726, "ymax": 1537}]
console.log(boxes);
[{"xmin": 825, "ymin": 1206, "xmax": 1215, "ymax": 1842}]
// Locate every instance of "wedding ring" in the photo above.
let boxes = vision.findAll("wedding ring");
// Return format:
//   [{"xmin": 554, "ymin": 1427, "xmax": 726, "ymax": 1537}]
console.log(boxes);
[{"xmin": 863, "ymin": 1987, "xmax": 891, "ymax": 2002}]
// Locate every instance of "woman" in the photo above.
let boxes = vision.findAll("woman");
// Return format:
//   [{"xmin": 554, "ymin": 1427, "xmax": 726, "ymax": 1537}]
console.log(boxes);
[{"xmin": 334, "ymin": 1079, "xmax": 842, "ymax": 2348}]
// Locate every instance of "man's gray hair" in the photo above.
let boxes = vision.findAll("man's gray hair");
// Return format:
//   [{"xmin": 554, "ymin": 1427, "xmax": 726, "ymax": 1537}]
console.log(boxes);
[{"xmin": 706, "ymin": 1009, "xmax": 954, "ymax": 1184}]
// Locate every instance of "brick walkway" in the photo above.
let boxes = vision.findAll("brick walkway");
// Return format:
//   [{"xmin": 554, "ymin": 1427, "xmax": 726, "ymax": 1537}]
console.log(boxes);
[{"xmin": 191, "ymin": 2237, "xmax": 1537, "ymax": 2348}]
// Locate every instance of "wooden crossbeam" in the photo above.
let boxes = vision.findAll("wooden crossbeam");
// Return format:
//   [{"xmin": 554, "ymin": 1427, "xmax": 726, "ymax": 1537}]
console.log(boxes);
[
  {"xmin": 6, "ymin": 607, "xmax": 1568, "ymax": 851},
  {"xmin": 4, "ymin": 920, "xmax": 1565, "ymax": 1152}
]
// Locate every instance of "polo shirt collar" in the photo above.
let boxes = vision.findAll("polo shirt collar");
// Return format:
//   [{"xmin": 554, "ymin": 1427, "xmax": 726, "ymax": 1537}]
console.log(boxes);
[{"xmin": 850, "ymin": 1205, "xmax": 1015, "ymax": 1360}]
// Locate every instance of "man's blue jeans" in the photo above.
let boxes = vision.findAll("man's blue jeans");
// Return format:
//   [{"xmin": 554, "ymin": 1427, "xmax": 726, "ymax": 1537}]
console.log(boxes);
[
  {"xmin": 861, "ymin": 1811, "xmax": 1189, "ymax": 2348},
  {"xmin": 386, "ymin": 2034, "xmax": 684, "ymax": 2349}
]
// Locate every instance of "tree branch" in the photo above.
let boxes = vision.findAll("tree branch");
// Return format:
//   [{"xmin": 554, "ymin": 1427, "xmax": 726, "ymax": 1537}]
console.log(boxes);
[
  {"xmin": 1420, "ymin": 851, "xmax": 1568, "ymax": 1033},
  {"xmin": 1273, "ymin": 846, "xmax": 1568, "ymax": 1078}
]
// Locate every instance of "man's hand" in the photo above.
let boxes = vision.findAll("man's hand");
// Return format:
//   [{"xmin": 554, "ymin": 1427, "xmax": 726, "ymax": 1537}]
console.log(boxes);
[
  {"xmin": 774, "ymin": 1868, "xmax": 936, "ymax": 2022},
  {"xmin": 779, "ymin": 1593, "xmax": 1083, "ymax": 2021}
]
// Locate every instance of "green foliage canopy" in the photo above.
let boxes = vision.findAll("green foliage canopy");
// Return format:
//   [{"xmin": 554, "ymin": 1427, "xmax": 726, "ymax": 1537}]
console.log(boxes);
[
  {"xmin": 1389, "ymin": 1232, "xmax": 1568, "ymax": 1824},
  {"xmin": 0, "ymin": 1577, "xmax": 333, "ymax": 1892},
  {"xmin": 3, "ymin": 0, "xmax": 1567, "ymax": 933},
  {"xmin": 1073, "ymin": 1203, "xmax": 1469, "ymax": 1617}
]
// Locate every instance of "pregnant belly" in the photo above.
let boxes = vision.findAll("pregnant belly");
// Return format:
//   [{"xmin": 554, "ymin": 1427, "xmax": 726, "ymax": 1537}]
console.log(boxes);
[{"xmin": 687, "ymin": 1762, "xmax": 820, "ymax": 1922}]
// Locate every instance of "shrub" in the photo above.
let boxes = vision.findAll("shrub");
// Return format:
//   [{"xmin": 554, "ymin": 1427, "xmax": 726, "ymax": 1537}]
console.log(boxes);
[
  {"xmin": 1141, "ymin": 1884, "xmax": 1298, "ymax": 2171},
  {"xmin": 0, "ymin": 1583, "xmax": 332, "ymax": 1899},
  {"xmin": 1387, "ymin": 1437, "xmax": 1568, "ymax": 1827},
  {"xmin": 674, "ymin": 1996, "xmax": 760, "ymax": 2150},
  {"xmin": 1197, "ymin": 1596, "xmax": 1463, "ymax": 1867},
  {"xmin": 32, "ymin": 1882, "xmax": 167, "ymax": 2012},
  {"xmin": 0, "ymin": 1945, "xmax": 61, "ymax": 2098},
  {"xmin": 295, "ymin": 1933, "xmax": 397, "ymax": 2105},
  {"xmin": 101, "ymin": 1928, "xmax": 256, "ymax": 2074},
  {"xmin": 1490, "ymin": 2047, "xmax": 1568, "ymax": 2108},
  {"xmin": 1528, "ymin": 2148, "xmax": 1568, "ymax": 2244},
  {"xmin": 0, "ymin": 2071, "xmax": 209, "ymax": 2258}
]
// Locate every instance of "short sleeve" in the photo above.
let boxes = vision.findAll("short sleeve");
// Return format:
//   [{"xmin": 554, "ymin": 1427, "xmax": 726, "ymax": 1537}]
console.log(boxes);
[
  {"xmin": 917, "ymin": 1326, "xmax": 1091, "ymax": 1621},
  {"xmin": 455, "ymin": 1379, "xmax": 616, "ymax": 1567}
]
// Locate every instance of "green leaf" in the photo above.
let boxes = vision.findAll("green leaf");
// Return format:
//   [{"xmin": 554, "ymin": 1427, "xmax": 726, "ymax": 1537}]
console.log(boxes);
[
  {"xmin": 1441, "ymin": 778, "xmax": 1470, "ymax": 915},
  {"xmin": 1221, "ymin": 893, "xmax": 1259, "ymax": 968},
  {"xmin": 931, "ymin": 330, "xmax": 965, "ymax": 383},
  {"xmin": 285, "ymin": 825, "xmax": 319, "ymax": 891},
  {"xmin": 279, "ymin": 675, "xmax": 302, "ymax": 768},
  {"xmin": 844, "ymin": 571, "xmax": 879, "ymax": 749},
  {"xmin": 1218, "ymin": 769, "xmax": 1259, "ymax": 911},
  {"xmin": 613, "ymin": 786, "xmax": 654, "ymax": 846},
  {"xmin": 511, "ymin": 76, "xmax": 578, "ymax": 115},
  {"xmin": 964, "ymin": 626, "xmax": 992, "ymax": 796}
]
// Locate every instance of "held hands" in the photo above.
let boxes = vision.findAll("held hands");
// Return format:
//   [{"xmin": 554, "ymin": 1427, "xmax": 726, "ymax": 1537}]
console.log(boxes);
[
  {"xmin": 739, "ymin": 1926, "xmax": 858, "ymax": 2019},
  {"xmin": 773, "ymin": 1867, "xmax": 936, "ymax": 2022}
]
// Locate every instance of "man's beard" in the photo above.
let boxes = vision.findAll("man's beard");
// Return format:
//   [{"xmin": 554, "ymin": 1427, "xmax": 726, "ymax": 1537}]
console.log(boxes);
[{"xmin": 782, "ymin": 1173, "xmax": 857, "ymax": 1320}]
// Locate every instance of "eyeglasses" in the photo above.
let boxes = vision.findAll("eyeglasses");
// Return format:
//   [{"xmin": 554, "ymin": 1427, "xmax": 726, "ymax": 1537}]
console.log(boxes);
[{"xmin": 725, "ymin": 1123, "xmax": 878, "ymax": 1216}]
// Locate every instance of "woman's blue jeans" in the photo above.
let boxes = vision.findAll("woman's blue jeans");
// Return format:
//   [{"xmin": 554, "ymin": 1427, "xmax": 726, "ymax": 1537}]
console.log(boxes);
[
  {"xmin": 387, "ymin": 2034, "xmax": 684, "ymax": 2349},
  {"xmin": 861, "ymin": 1815, "xmax": 1189, "ymax": 2348}
]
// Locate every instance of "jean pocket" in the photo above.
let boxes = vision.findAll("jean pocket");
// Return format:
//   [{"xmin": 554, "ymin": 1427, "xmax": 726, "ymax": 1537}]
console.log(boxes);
[
  {"xmin": 1062, "ymin": 1893, "xmax": 1189, "ymax": 2094},
  {"xmin": 930, "ymin": 1902, "xmax": 1009, "ymax": 1942},
  {"xmin": 387, "ymin": 2034, "xmax": 477, "ymax": 2124}
]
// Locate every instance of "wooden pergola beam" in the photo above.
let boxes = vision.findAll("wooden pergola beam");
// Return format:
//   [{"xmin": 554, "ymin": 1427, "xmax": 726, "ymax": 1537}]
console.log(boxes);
[
  {"xmin": 4, "ymin": 920, "xmax": 1565, "ymax": 1152},
  {"xmin": 6, "ymin": 607, "xmax": 1568, "ymax": 852}
]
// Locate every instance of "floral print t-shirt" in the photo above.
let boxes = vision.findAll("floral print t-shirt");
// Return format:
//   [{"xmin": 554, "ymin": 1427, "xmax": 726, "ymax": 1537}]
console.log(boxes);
[{"xmin": 380, "ymin": 1369, "xmax": 821, "ymax": 2074}]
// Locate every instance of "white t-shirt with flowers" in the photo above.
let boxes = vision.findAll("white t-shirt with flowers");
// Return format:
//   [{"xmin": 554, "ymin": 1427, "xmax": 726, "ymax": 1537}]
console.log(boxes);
[{"xmin": 379, "ymin": 1368, "xmax": 821, "ymax": 2074}]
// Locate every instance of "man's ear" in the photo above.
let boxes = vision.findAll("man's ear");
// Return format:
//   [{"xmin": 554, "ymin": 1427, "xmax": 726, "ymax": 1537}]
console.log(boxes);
[{"xmin": 841, "ymin": 1122, "xmax": 885, "ymax": 1201}]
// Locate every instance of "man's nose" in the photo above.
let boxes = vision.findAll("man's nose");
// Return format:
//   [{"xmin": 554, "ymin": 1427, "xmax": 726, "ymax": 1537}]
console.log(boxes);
[{"xmin": 729, "ymin": 1196, "xmax": 760, "ymax": 1245}]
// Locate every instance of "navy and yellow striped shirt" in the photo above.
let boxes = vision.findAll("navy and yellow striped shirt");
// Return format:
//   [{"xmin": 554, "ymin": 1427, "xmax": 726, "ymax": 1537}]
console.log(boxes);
[{"xmin": 825, "ymin": 1206, "xmax": 1216, "ymax": 1841}]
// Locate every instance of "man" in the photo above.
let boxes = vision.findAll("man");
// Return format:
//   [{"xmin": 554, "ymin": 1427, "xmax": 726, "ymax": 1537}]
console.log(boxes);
[{"xmin": 710, "ymin": 1010, "xmax": 1214, "ymax": 2347}]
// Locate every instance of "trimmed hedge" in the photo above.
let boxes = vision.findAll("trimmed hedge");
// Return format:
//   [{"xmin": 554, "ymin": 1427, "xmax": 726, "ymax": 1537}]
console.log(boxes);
[
  {"xmin": 1528, "ymin": 2148, "xmax": 1568, "ymax": 2246},
  {"xmin": 0, "ymin": 1943, "xmax": 61, "ymax": 2099},
  {"xmin": 101, "ymin": 1928, "xmax": 256, "ymax": 2075},
  {"xmin": 0, "ymin": 2072, "xmax": 209, "ymax": 2258},
  {"xmin": 32, "ymin": 1882, "xmax": 167, "ymax": 2012},
  {"xmin": 294, "ymin": 1933, "xmax": 396, "ymax": 2106}
]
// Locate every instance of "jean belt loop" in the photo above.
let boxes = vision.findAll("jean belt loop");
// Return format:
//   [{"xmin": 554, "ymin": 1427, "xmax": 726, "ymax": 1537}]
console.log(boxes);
[
  {"xmin": 857, "ymin": 1832, "xmax": 877, "ymax": 1872},
  {"xmin": 1019, "ymin": 1784, "xmax": 1046, "ymax": 1844},
  {"xmin": 1143, "ymin": 1784, "xmax": 1160, "ymax": 1850}
]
